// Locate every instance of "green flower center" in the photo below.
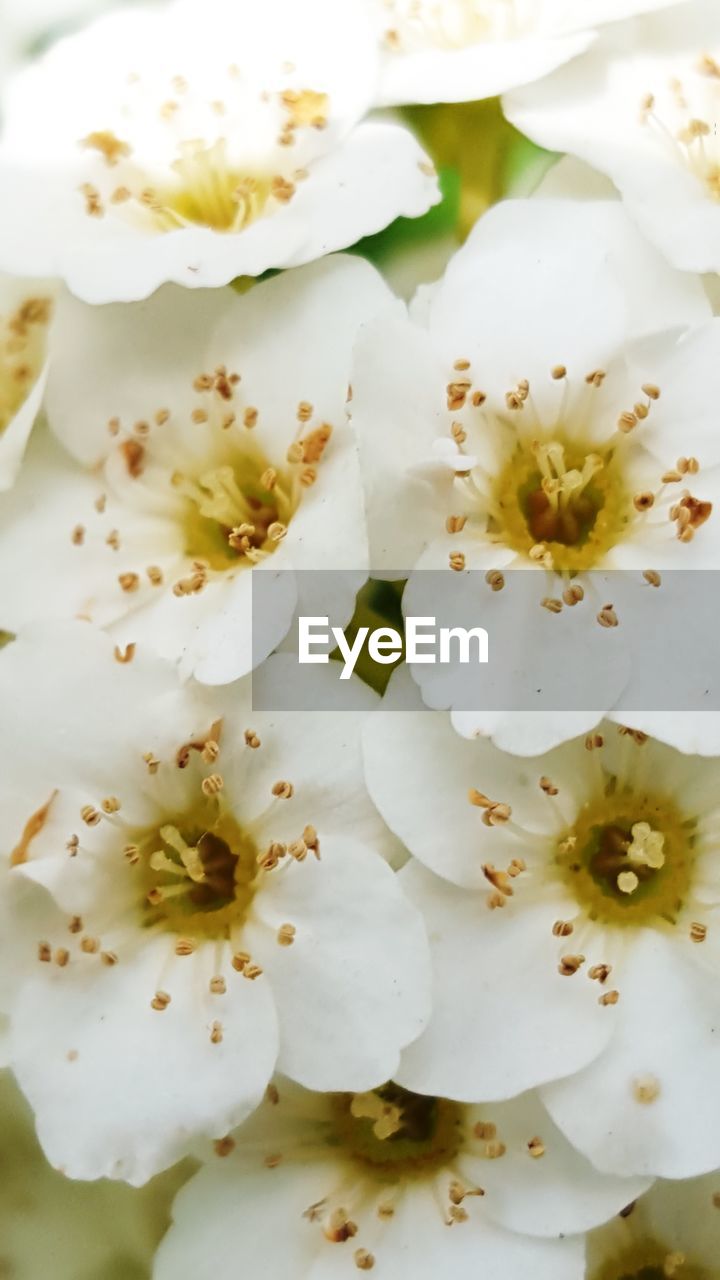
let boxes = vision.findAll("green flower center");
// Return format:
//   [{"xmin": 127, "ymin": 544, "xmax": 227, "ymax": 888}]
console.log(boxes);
[
  {"xmin": 493, "ymin": 435, "xmax": 631, "ymax": 571},
  {"xmin": 556, "ymin": 787, "xmax": 697, "ymax": 927},
  {"xmin": 592, "ymin": 1239, "xmax": 711, "ymax": 1280},
  {"xmin": 332, "ymin": 1084, "xmax": 463, "ymax": 1179}
]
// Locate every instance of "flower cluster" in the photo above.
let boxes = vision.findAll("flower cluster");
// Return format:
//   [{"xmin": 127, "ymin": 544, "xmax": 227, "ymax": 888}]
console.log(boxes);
[{"xmin": 1, "ymin": 1, "xmax": 720, "ymax": 1278}]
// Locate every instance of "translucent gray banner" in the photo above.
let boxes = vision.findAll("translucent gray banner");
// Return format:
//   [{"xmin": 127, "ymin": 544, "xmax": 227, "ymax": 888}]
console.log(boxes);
[{"xmin": 251, "ymin": 570, "xmax": 720, "ymax": 712}]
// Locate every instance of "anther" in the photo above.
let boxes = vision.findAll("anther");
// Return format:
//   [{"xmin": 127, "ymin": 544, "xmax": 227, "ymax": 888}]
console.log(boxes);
[
  {"xmin": 277, "ymin": 923, "xmax": 296, "ymax": 946},
  {"xmin": 151, "ymin": 991, "xmax": 171, "ymax": 1011},
  {"xmin": 552, "ymin": 921, "xmax": 574, "ymax": 937},
  {"xmin": 558, "ymin": 954, "xmax": 585, "ymax": 976},
  {"xmin": 599, "ymin": 990, "xmax": 620, "ymax": 1006},
  {"xmin": 446, "ymin": 515, "xmax": 467, "ymax": 534},
  {"xmin": 272, "ymin": 780, "xmax": 294, "ymax": 799},
  {"xmin": 690, "ymin": 922, "xmax": 708, "ymax": 943},
  {"xmin": 201, "ymin": 774, "xmax": 224, "ymax": 796},
  {"xmin": 562, "ymin": 585, "xmax": 584, "ymax": 606},
  {"xmin": 210, "ymin": 976, "xmax": 227, "ymax": 995},
  {"xmin": 210, "ymin": 1021, "xmax": 223, "ymax": 1043},
  {"xmin": 527, "ymin": 1137, "xmax": 545, "ymax": 1158},
  {"xmin": 485, "ymin": 570, "xmax": 504, "ymax": 591}
]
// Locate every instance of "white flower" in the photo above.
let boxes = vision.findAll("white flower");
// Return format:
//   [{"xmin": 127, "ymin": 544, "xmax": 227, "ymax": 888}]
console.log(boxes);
[
  {"xmin": 0, "ymin": 0, "xmax": 439, "ymax": 304},
  {"xmin": 0, "ymin": 279, "xmax": 52, "ymax": 493},
  {"xmin": 586, "ymin": 1172, "xmax": 720, "ymax": 1280},
  {"xmin": 152, "ymin": 1075, "xmax": 647, "ymax": 1280},
  {"xmin": 364, "ymin": 670, "xmax": 720, "ymax": 1179},
  {"xmin": 0, "ymin": 257, "xmax": 390, "ymax": 685},
  {"xmin": 0, "ymin": 1067, "xmax": 187, "ymax": 1280},
  {"xmin": 352, "ymin": 197, "xmax": 720, "ymax": 754},
  {"xmin": 505, "ymin": 0, "xmax": 720, "ymax": 275},
  {"xmin": 0, "ymin": 625, "xmax": 430, "ymax": 1183},
  {"xmin": 372, "ymin": 0, "xmax": 688, "ymax": 107}
]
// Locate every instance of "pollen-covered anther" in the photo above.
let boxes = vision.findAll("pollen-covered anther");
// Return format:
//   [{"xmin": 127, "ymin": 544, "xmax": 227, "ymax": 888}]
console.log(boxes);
[
  {"xmin": 482, "ymin": 864, "xmax": 513, "ymax": 896},
  {"xmin": 690, "ymin": 921, "xmax": 708, "ymax": 943},
  {"xmin": 277, "ymin": 923, "xmax": 296, "ymax": 946},
  {"xmin": 209, "ymin": 976, "xmax": 226, "ymax": 995},
  {"xmin": 449, "ymin": 551, "xmax": 466, "ymax": 571},
  {"xmin": 201, "ymin": 773, "xmax": 224, "ymax": 797},
  {"xmin": 446, "ymin": 514, "xmax": 467, "ymax": 534},
  {"xmin": 354, "ymin": 1249, "xmax": 375, "ymax": 1271},
  {"xmin": 508, "ymin": 858, "xmax": 526, "ymax": 877},
  {"xmin": 484, "ymin": 1140, "xmax": 506, "ymax": 1160},
  {"xmin": 151, "ymin": 990, "xmax": 171, "ymax": 1011},
  {"xmin": 553, "ymin": 920, "xmax": 574, "ymax": 937},
  {"xmin": 446, "ymin": 379, "xmax": 471, "ymax": 410},
  {"xmin": 214, "ymin": 1136, "xmax": 235, "ymax": 1158},
  {"xmin": 324, "ymin": 1209, "xmax": 358, "ymax": 1244},
  {"xmin": 527, "ymin": 1137, "xmax": 545, "ymax": 1158},
  {"xmin": 588, "ymin": 963, "xmax": 612, "ymax": 984},
  {"xmin": 202, "ymin": 740, "xmax": 220, "ymax": 764},
  {"xmin": 71, "ymin": 524, "xmax": 85, "ymax": 546},
  {"xmin": 617, "ymin": 411, "xmax": 638, "ymax": 434},
  {"xmin": 634, "ymin": 491, "xmax": 655, "ymax": 512},
  {"xmin": 303, "ymin": 824, "xmax": 320, "ymax": 857},
  {"xmin": 210, "ymin": 1020, "xmax": 223, "ymax": 1044},
  {"xmin": 618, "ymin": 726, "xmax": 649, "ymax": 745},
  {"xmin": 143, "ymin": 752, "xmax": 160, "ymax": 775},
  {"xmin": 124, "ymin": 843, "xmax": 140, "ymax": 864},
  {"xmin": 272, "ymin": 780, "xmax": 294, "ymax": 799},
  {"xmin": 551, "ymin": 365, "xmax": 567, "ymax": 380},
  {"xmin": 55, "ymin": 948, "xmax": 70, "ymax": 967},
  {"xmin": 101, "ymin": 951, "xmax": 118, "ymax": 966},
  {"xmin": 114, "ymin": 643, "xmax": 136, "ymax": 664},
  {"xmin": 562, "ymin": 584, "xmax": 584, "ymax": 606},
  {"xmin": 541, "ymin": 597, "xmax": 563, "ymax": 614},
  {"xmin": 485, "ymin": 570, "xmax": 504, "ymax": 591},
  {"xmin": 451, "ymin": 421, "xmax": 467, "ymax": 444},
  {"xmin": 633, "ymin": 1074, "xmax": 661, "ymax": 1104},
  {"xmin": 244, "ymin": 964, "xmax": 263, "ymax": 980},
  {"xmin": 540, "ymin": 776, "xmax": 558, "ymax": 796},
  {"xmin": 599, "ymin": 989, "xmax": 620, "ymax": 1006},
  {"xmin": 642, "ymin": 383, "xmax": 661, "ymax": 401},
  {"xmin": 585, "ymin": 369, "xmax": 606, "ymax": 388},
  {"xmin": 175, "ymin": 938, "xmax": 195, "ymax": 957},
  {"xmin": 118, "ymin": 572, "xmax": 140, "ymax": 593},
  {"xmin": 81, "ymin": 805, "xmax": 102, "ymax": 827},
  {"xmin": 529, "ymin": 543, "xmax": 554, "ymax": 570},
  {"xmin": 80, "ymin": 936, "xmax": 100, "ymax": 954},
  {"xmin": 558, "ymin": 954, "xmax": 585, "ymax": 976},
  {"xmin": 102, "ymin": 796, "xmax": 121, "ymax": 815},
  {"xmin": 597, "ymin": 604, "xmax": 619, "ymax": 628},
  {"xmin": 244, "ymin": 729, "xmax": 261, "ymax": 749},
  {"xmin": 81, "ymin": 130, "xmax": 131, "ymax": 166},
  {"xmin": 231, "ymin": 951, "xmax": 250, "ymax": 973},
  {"xmin": 38, "ymin": 942, "xmax": 51, "ymax": 962},
  {"xmin": 288, "ymin": 839, "xmax": 307, "ymax": 862}
]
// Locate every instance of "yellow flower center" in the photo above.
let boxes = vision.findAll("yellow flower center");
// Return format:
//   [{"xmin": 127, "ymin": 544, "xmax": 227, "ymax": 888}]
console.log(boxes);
[
  {"xmin": 493, "ymin": 434, "xmax": 631, "ymax": 571},
  {"xmin": 333, "ymin": 1084, "xmax": 463, "ymax": 1179},
  {"xmin": 132, "ymin": 798, "xmax": 260, "ymax": 941},
  {"xmin": 174, "ymin": 446, "xmax": 293, "ymax": 572},
  {"xmin": 556, "ymin": 787, "xmax": 696, "ymax": 927}
]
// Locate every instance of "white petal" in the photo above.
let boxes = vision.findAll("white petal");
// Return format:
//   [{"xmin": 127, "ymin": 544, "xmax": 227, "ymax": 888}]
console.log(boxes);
[
  {"xmin": 542, "ymin": 929, "xmax": 720, "ymax": 1178},
  {"xmin": 8, "ymin": 920, "xmax": 278, "ymax": 1184},
  {"xmin": 462, "ymin": 1091, "xmax": 649, "ymax": 1237},
  {"xmin": 246, "ymin": 835, "xmax": 431, "ymax": 1090},
  {"xmin": 395, "ymin": 859, "xmax": 616, "ymax": 1100},
  {"xmin": 378, "ymin": 31, "xmax": 594, "ymax": 107}
]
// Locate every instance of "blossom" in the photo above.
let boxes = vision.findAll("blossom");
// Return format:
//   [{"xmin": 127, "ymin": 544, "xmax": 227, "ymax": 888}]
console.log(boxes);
[
  {"xmin": 0, "ymin": 625, "xmax": 430, "ymax": 1183},
  {"xmin": 0, "ymin": 279, "xmax": 52, "ymax": 493},
  {"xmin": 0, "ymin": 1068, "xmax": 187, "ymax": 1280},
  {"xmin": 372, "ymin": 0, "xmax": 689, "ymax": 107},
  {"xmin": 352, "ymin": 197, "xmax": 720, "ymax": 754},
  {"xmin": 0, "ymin": 256, "xmax": 389, "ymax": 685},
  {"xmin": 586, "ymin": 1172, "xmax": 720, "ymax": 1280},
  {"xmin": 505, "ymin": 0, "xmax": 720, "ymax": 274},
  {"xmin": 0, "ymin": 0, "xmax": 439, "ymax": 304},
  {"xmin": 152, "ymin": 1075, "xmax": 647, "ymax": 1280},
  {"xmin": 364, "ymin": 669, "xmax": 720, "ymax": 1178}
]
